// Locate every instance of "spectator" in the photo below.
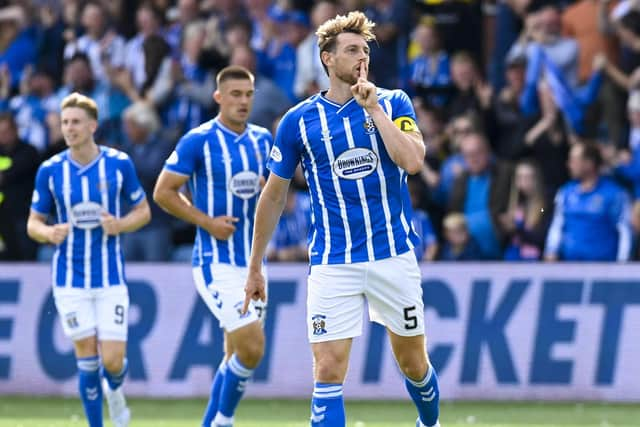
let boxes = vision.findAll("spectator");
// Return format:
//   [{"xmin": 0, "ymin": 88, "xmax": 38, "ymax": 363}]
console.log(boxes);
[
  {"xmin": 63, "ymin": 1, "xmax": 126, "ymax": 84},
  {"xmin": 408, "ymin": 177, "xmax": 438, "ymax": 262},
  {"xmin": 0, "ymin": 112, "xmax": 39, "ymax": 260},
  {"xmin": 364, "ymin": 0, "xmax": 411, "ymax": 88},
  {"xmin": 230, "ymin": 44, "xmax": 292, "ymax": 129},
  {"xmin": 150, "ymin": 21, "xmax": 216, "ymax": 136},
  {"xmin": 501, "ymin": 160, "xmax": 551, "ymax": 260},
  {"xmin": 120, "ymin": 102, "xmax": 174, "ymax": 261},
  {"xmin": 438, "ymin": 212, "xmax": 484, "ymax": 261},
  {"xmin": 447, "ymin": 52, "xmax": 493, "ymax": 122},
  {"xmin": 56, "ymin": 53, "xmax": 128, "ymax": 145},
  {"xmin": 165, "ymin": 0, "xmax": 201, "ymax": 55},
  {"xmin": 294, "ymin": 0, "xmax": 336, "ymax": 99},
  {"xmin": 514, "ymin": 81, "xmax": 570, "ymax": 196},
  {"xmin": 449, "ymin": 132, "xmax": 513, "ymax": 259},
  {"xmin": 405, "ymin": 17, "xmax": 452, "ymax": 110},
  {"xmin": 563, "ymin": 0, "xmax": 625, "ymax": 142},
  {"xmin": 266, "ymin": 187, "xmax": 310, "ymax": 262},
  {"xmin": 614, "ymin": 90, "xmax": 640, "ymax": 197},
  {"xmin": 0, "ymin": 5, "xmax": 36, "ymax": 91},
  {"xmin": 123, "ymin": 3, "xmax": 165, "ymax": 92},
  {"xmin": 489, "ymin": 54, "xmax": 527, "ymax": 159},
  {"xmin": 545, "ymin": 142, "xmax": 632, "ymax": 261},
  {"xmin": 34, "ymin": 0, "xmax": 67, "ymax": 84}
]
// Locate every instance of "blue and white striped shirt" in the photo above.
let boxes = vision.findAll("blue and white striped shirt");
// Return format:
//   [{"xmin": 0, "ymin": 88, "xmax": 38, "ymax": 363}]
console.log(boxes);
[
  {"xmin": 164, "ymin": 118, "xmax": 272, "ymax": 267},
  {"xmin": 268, "ymin": 89, "xmax": 420, "ymax": 265},
  {"xmin": 31, "ymin": 147, "xmax": 146, "ymax": 288}
]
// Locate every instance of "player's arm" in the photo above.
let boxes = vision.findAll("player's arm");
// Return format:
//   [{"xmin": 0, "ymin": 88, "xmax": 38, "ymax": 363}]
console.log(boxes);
[
  {"xmin": 243, "ymin": 173, "xmax": 290, "ymax": 312},
  {"xmin": 27, "ymin": 210, "xmax": 69, "ymax": 245},
  {"xmin": 352, "ymin": 63, "xmax": 425, "ymax": 174},
  {"xmin": 102, "ymin": 198, "xmax": 151, "ymax": 235},
  {"xmin": 153, "ymin": 170, "xmax": 238, "ymax": 240},
  {"xmin": 368, "ymin": 106, "xmax": 425, "ymax": 174}
]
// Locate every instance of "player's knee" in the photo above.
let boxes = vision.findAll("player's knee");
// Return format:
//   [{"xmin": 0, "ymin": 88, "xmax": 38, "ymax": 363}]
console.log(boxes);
[
  {"xmin": 101, "ymin": 354, "xmax": 125, "ymax": 374},
  {"xmin": 235, "ymin": 329, "xmax": 265, "ymax": 368},
  {"xmin": 314, "ymin": 353, "xmax": 349, "ymax": 383},
  {"xmin": 397, "ymin": 353, "xmax": 428, "ymax": 381}
]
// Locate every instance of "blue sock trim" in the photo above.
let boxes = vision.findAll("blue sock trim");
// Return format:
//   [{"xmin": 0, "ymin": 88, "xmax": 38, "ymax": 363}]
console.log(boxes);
[
  {"xmin": 202, "ymin": 360, "xmax": 227, "ymax": 426},
  {"xmin": 77, "ymin": 356, "xmax": 100, "ymax": 372},
  {"xmin": 311, "ymin": 382, "xmax": 345, "ymax": 427},
  {"xmin": 78, "ymin": 362, "xmax": 103, "ymax": 427},
  {"xmin": 405, "ymin": 365, "xmax": 439, "ymax": 427},
  {"xmin": 312, "ymin": 382, "xmax": 343, "ymax": 399},
  {"xmin": 227, "ymin": 354, "xmax": 252, "ymax": 378}
]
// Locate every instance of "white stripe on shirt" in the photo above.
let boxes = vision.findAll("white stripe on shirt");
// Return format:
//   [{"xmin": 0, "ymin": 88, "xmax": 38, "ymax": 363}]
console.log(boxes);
[
  {"xmin": 63, "ymin": 161, "xmax": 73, "ymax": 288},
  {"xmin": 343, "ymin": 117, "xmax": 375, "ymax": 261},
  {"xmin": 317, "ymin": 103, "xmax": 352, "ymax": 263},
  {"xmin": 99, "ymin": 158, "xmax": 109, "ymax": 287},
  {"xmin": 203, "ymin": 141, "xmax": 218, "ymax": 264},
  {"xmin": 239, "ymin": 145, "xmax": 251, "ymax": 264},
  {"xmin": 217, "ymin": 129, "xmax": 235, "ymax": 265},
  {"xmin": 81, "ymin": 176, "xmax": 91, "ymax": 289},
  {"xmin": 300, "ymin": 116, "xmax": 331, "ymax": 264},
  {"xmin": 115, "ymin": 170, "xmax": 124, "ymax": 284}
]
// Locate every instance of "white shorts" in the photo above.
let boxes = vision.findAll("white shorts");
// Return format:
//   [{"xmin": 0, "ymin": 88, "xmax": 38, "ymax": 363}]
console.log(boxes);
[
  {"xmin": 53, "ymin": 285, "xmax": 129, "ymax": 342},
  {"xmin": 193, "ymin": 264, "xmax": 267, "ymax": 332},
  {"xmin": 307, "ymin": 251, "xmax": 424, "ymax": 343}
]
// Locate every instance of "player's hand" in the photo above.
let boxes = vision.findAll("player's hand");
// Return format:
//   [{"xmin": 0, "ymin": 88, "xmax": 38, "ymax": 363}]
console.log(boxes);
[
  {"xmin": 101, "ymin": 212, "xmax": 122, "ymax": 236},
  {"xmin": 48, "ymin": 223, "xmax": 70, "ymax": 245},
  {"xmin": 206, "ymin": 215, "xmax": 239, "ymax": 240},
  {"xmin": 242, "ymin": 269, "xmax": 266, "ymax": 314},
  {"xmin": 351, "ymin": 62, "xmax": 378, "ymax": 110}
]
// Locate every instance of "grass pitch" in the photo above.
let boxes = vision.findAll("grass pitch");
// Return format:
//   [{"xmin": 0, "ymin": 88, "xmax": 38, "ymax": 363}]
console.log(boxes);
[{"xmin": 0, "ymin": 397, "xmax": 638, "ymax": 426}]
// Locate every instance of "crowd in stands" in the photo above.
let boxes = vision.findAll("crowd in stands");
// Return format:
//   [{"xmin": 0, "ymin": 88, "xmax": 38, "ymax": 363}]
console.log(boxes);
[{"xmin": 2, "ymin": 0, "xmax": 640, "ymax": 263}]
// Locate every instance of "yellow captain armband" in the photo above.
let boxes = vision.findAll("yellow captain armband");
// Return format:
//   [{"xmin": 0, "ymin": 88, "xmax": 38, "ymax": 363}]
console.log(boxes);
[{"xmin": 393, "ymin": 116, "xmax": 418, "ymax": 133}]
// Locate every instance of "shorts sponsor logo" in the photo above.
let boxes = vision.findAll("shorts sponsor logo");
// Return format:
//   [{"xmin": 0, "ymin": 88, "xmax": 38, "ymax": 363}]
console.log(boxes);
[
  {"xmin": 70, "ymin": 201, "xmax": 103, "ymax": 229},
  {"xmin": 235, "ymin": 302, "xmax": 251, "ymax": 319},
  {"xmin": 65, "ymin": 312, "xmax": 79, "ymax": 329},
  {"xmin": 229, "ymin": 171, "xmax": 260, "ymax": 200},
  {"xmin": 311, "ymin": 314, "xmax": 327, "ymax": 336},
  {"xmin": 332, "ymin": 148, "xmax": 378, "ymax": 180}
]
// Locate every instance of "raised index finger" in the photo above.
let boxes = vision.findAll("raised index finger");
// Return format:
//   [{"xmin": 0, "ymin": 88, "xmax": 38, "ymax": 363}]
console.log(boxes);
[{"xmin": 359, "ymin": 62, "xmax": 366, "ymax": 79}]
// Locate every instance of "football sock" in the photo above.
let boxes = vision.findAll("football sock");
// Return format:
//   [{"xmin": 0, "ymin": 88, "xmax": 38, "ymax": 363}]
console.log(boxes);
[
  {"xmin": 77, "ymin": 356, "xmax": 103, "ymax": 427},
  {"xmin": 101, "ymin": 357, "xmax": 128, "ymax": 390},
  {"xmin": 202, "ymin": 360, "xmax": 227, "ymax": 426},
  {"xmin": 405, "ymin": 364, "xmax": 440, "ymax": 427},
  {"xmin": 217, "ymin": 354, "xmax": 252, "ymax": 418},
  {"xmin": 310, "ymin": 382, "xmax": 345, "ymax": 427}
]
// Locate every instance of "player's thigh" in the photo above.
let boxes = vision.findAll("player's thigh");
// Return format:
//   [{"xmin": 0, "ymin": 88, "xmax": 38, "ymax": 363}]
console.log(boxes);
[
  {"xmin": 307, "ymin": 263, "xmax": 365, "ymax": 343},
  {"xmin": 365, "ymin": 251, "xmax": 425, "ymax": 337},
  {"xmin": 95, "ymin": 285, "xmax": 129, "ymax": 341},
  {"xmin": 311, "ymin": 338, "xmax": 353, "ymax": 383},
  {"xmin": 193, "ymin": 264, "xmax": 263, "ymax": 332},
  {"xmin": 53, "ymin": 287, "xmax": 98, "ymax": 342},
  {"xmin": 387, "ymin": 329, "xmax": 428, "ymax": 380}
]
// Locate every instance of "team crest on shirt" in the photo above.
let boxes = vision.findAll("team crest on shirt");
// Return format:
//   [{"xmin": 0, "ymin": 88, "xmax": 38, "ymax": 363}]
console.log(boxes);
[
  {"xmin": 333, "ymin": 148, "xmax": 378, "ymax": 180},
  {"xmin": 363, "ymin": 116, "xmax": 377, "ymax": 134},
  {"xmin": 70, "ymin": 201, "xmax": 103, "ymax": 229},
  {"xmin": 311, "ymin": 314, "xmax": 327, "ymax": 336},
  {"xmin": 229, "ymin": 171, "xmax": 261, "ymax": 200},
  {"xmin": 65, "ymin": 312, "xmax": 79, "ymax": 329}
]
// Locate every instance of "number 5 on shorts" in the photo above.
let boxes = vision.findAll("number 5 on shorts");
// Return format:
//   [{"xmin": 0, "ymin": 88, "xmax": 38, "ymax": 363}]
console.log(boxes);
[
  {"xmin": 114, "ymin": 304, "xmax": 125, "ymax": 325},
  {"xmin": 403, "ymin": 306, "xmax": 417, "ymax": 330}
]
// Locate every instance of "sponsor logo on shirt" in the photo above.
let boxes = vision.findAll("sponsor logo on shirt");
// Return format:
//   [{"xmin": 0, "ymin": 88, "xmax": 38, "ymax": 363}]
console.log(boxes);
[
  {"xmin": 70, "ymin": 201, "xmax": 103, "ymax": 229},
  {"xmin": 332, "ymin": 148, "xmax": 378, "ymax": 180},
  {"xmin": 229, "ymin": 171, "xmax": 261, "ymax": 200}
]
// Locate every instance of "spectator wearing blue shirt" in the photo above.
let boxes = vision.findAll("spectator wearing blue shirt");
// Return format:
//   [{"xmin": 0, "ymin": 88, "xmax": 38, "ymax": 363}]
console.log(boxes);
[
  {"xmin": 408, "ymin": 177, "xmax": 438, "ymax": 262},
  {"xmin": 615, "ymin": 90, "xmax": 640, "ymax": 198},
  {"xmin": 405, "ymin": 18, "xmax": 452, "ymax": 110},
  {"xmin": 0, "ymin": 6, "xmax": 36, "ymax": 91},
  {"xmin": 267, "ymin": 187, "xmax": 310, "ymax": 262},
  {"xmin": 439, "ymin": 213, "xmax": 484, "ymax": 261},
  {"xmin": 449, "ymin": 132, "xmax": 513, "ymax": 259},
  {"xmin": 545, "ymin": 142, "xmax": 632, "ymax": 261}
]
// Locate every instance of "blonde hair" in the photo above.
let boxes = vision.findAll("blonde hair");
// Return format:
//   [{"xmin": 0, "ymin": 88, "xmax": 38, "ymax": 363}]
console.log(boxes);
[
  {"xmin": 443, "ymin": 213, "xmax": 467, "ymax": 231},
  {"xmin": 60, "ymin": 92, "xmax": 98, "ymax": 121},
  {"xmin": 508, "ymin": 160, "xmax": 546, "ymax": 229},
  {"xmin": 316, "ymin": 11, "xmax": 375, "ymax": 73}
]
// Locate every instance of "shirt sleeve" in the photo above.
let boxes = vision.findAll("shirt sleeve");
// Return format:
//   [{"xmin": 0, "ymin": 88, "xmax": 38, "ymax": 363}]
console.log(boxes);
[
  {"xmin": 120, "ymin": 154, "xmax": 146, "ymax": 207},
  {"xmin": 164, "ymin": 132, "xmax": 201, "ymax": 177},
  {"xmin": 268, "ymin": 108, "xmax": 302, "ymax": 179},
  {"xmin": 611, "ymin": 189, "xmax": 632, "ymax": 262},
  {"xmin": 545, "ymin": 188, "xmax": 565, "ymax": 258},
  {"xmin": 389, "ymin": 89, "xmax": 417, "ymax": 122},
  {"xmin": 30, "ymin": 164, "xmax": 53, "ymax": 215}
]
